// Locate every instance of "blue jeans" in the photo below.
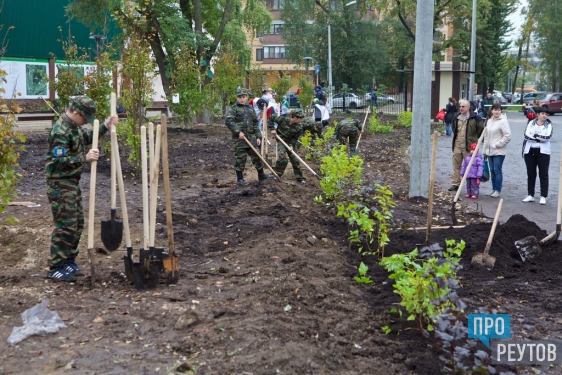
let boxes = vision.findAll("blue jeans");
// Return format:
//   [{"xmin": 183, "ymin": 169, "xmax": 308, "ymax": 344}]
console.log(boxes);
[
  {"xmin": 488, "ymin": 155, "xmax": 505, "ymax": 192},
  {"xmin": 445, "ymin": 122, "xmax": 452, "ymax": 135}
]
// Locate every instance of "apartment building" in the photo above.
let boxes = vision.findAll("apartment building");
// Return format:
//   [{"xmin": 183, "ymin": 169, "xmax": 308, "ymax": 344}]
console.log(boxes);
[{"xmin": 246, "ymin": 0, "xmax": 309, "ymax": 92}]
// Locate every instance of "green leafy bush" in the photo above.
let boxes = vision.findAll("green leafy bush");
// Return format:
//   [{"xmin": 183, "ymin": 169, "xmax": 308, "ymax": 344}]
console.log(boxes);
[
  {"xmin": 379, "ymin": 239, "xmax": 465, "ymax": 331},
  {"xmin": 368, "ymin": 114, "xmax": 393, "ymax": 134},
  {"xmin": 354, "ymin": 262, "xmax": 373, "ymax": 284},
  {"xmin": 397, "ymin": 111, "xmax": 412, "ymax": 127}
]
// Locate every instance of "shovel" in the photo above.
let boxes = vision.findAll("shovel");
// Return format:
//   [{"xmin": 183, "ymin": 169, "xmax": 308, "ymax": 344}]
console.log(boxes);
[
  {"xmin": 472, "ymin": 198, "xmax": 503, "ymax": 268},
  {"xmin": 514, "ymin": 141, "xmax": 562, "ymax": 261},
  {"xmin": 160, "ymin": 115, "xmax": 179, "ymax": 284},
  {"xmin": 275, "ymin": 134, "xmax": 321, "ymax": 180},
  {"xmin": 355, "ymin": 106, "xmax": 371, "ymax": 151},
  {"xmin": 241, "ymin": 135, "xmax": 282, "ymax": 181},
  {"xmin": 131, "ymin": 125, "xmax": 159, "ymax": 289},
  {"xmin": 111, "ymin": 127, "xmax": 135, "ymax": 282},
  {"xmin": 417, "ymin": 131, "xmax": 442, "ymax": 253},
  {"xmin": 87, "ymin": 120, "xmax": 99, "ymax": 287},
  {"xmin": 451, "ymin": 127, "xmax": 487, "ymax": 225},
  {"xmin": 101, "ymin": 93, "xmax": 123, "ymax": 251}
]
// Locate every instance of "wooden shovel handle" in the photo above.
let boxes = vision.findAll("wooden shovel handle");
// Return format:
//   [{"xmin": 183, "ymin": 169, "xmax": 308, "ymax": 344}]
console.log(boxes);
[
  {"xmin": 484, "ymin": 198, "xmax": 503, "ymax": 254},
  {"xmin": 425, "ymin": 131, "xmax": 438, "ymax": 245},
  {"xmin": 149, "ymin": 125, "xmax": 162, "ymax": 248},
  {"xmin": 241, "ymin": 136, "xmax": 280, "ymax": 179},
  {"xmin": 88, "ymin": 120, "xmax": 99, "ymax": 250},
  {"xmin": 112, "ymin": 128, "xmax": 131, "ymax": 248},
  {"xmin": 110, "ymin": 92, "xmax": 117, "ymax": 209},
  {"xmin": 141, "ymin": 126, "xmax": 150, "ymax": 250},
  {"xmin": 275, "ymin": 134, "xmax": 321, "ymax": 179},
  {"xmin": 355, "ymin": 106, "xmax": 370, "ymax": 150},
  {"xmin": 160, "ymin": 115, "xmax": 175, "ymax": 255}
]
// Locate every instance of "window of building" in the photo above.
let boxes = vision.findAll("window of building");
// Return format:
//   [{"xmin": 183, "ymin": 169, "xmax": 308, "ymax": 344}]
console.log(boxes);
[
  {"xmin": 264, "ymin": 46, "xmax": 285, "ymax": 59},
  {"xmin": 256, "ymin": 49, "xmax": 263, "ymax": 61},
  {"xmin": 271, "ymin": 24, "xmax": 283, "ymax": 34},
  {"xmin": 269, "ymin": 0, "xmax": 285, "ymax": 10}
]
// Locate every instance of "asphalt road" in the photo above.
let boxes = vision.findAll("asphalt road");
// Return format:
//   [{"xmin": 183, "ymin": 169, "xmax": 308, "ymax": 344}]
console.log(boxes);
[{"xmin": 435, "ymin": 111, "xmax": 561, "ymax": 232}]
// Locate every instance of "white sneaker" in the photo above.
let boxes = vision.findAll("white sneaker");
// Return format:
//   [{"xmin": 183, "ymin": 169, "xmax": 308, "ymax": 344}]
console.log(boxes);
[
  {"xmin": 540, "ymin": 196, "xmax": 547, "ymax": 205},
  {"xmin": 485, "ymin": 191, "xmax": 495, "ymax": 196},
  {"xmin": 522, "ymin": 195, "xmax": 535, "ymax": 202},
  {"xmin": 490, "ymin": 191, "xmax": 500, "ymax": 198}
]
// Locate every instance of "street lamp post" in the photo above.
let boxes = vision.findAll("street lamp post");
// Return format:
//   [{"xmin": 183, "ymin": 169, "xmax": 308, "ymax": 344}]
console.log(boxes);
[
  {"xmin": 304, "ymin": 57, "xmax": 313, "ymax": 82},
  {"xmin": 326, "ymin": 0, "xmax": 356, "ymax": 92},
  {"xmin": 468, "ymin": 0, "xmax": 477, "ymax": 99},
  {"xmin": 89, "ymin": 34, "xmax": 106, "ymax": 57}
]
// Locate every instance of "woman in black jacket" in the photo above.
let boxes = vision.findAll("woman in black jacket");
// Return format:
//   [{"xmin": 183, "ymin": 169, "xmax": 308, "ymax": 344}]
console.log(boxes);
[{"xmin": 444, "ymin": 97, "xmax": 457, "ymax": 136}]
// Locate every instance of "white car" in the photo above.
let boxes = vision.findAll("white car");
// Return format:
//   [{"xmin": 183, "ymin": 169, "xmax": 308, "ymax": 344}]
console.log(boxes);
[
  {"xmin": 329, "ymin": 93, "xmax": 365, "ymax": 109},
  {"xmin": 364, "ymin": 93, "xmax": 396, "ymax": 104}
]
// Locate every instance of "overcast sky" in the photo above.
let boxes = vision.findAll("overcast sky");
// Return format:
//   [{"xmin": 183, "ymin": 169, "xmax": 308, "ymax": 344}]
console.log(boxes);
[{"xmin": 506, "ymin": 0, "xmax": 528, "ymax": 44}]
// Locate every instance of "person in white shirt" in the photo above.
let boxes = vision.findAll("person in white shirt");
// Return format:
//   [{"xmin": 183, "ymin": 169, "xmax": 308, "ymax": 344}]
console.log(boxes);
[{"xmin": 522, "ymin": 106, "xmax": 553, "ymax": 205}]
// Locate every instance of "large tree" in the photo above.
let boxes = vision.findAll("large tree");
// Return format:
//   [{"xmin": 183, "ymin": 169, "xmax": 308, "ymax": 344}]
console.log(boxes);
[
  {"xmin": 67, "ymin": 0, "xmax": 272, "ymax": 98},
  {"xmin": 281, "ymin": 0, "xmax": 391, "ymax": 92},
  {"xmin": 531, "ymin": 0, "xmax": 562, "ymax": 91}
]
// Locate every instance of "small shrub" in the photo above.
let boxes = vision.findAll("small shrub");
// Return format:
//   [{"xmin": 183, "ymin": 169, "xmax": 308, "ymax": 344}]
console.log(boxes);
[
  {"xmin": 379, "ymin": 239, "xmax": 465, "ymax": 331},
  {"xmin": 397, "ymin": 111, "xmax": 412, "ymax": 127},
  {"xmin": 368, "ymin": 114, "xmax": 393, "ymax": 134}
]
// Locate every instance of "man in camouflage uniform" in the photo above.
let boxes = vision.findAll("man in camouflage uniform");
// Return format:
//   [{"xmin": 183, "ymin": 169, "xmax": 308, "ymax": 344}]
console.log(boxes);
[
  {"xmin": 335, "ymin": 118, "xmax": 363, "ymax": 156},
  {"xmin": 301, "ymin": 117, "xmax": 321, "ymax": 140},
  {"xmin": 225, "ymin": 87, "xmax": 274, "ymax": 185},
  {"xmin": 45, "ymin": 95, "xmax": 119, "ymax": 281},
  {"xmin": 268, "ymin": 109, "xmax": 306, "ymax": 184}
]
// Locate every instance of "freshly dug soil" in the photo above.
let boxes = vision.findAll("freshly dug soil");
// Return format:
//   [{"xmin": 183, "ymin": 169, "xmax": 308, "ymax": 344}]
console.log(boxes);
[{"xmin": 1, "ymin": 119, "xmax": 560, "ymax": 374}]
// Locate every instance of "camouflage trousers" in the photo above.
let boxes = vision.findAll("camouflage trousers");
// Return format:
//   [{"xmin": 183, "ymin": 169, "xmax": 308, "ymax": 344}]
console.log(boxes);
[
  {"xmin": 337, "ymin": 129, "xmax": 359, "ymax": 152},
  {"xmin": 232, "ymin": 138, "xmax": 263, "ymax": 172},
  {"xmin": 47, "ymin": 179, "xmax": 83, "ymax": 269},
  {"xmin": 275, "ymin": 141, "xmax": 304, "ymax": 180}
]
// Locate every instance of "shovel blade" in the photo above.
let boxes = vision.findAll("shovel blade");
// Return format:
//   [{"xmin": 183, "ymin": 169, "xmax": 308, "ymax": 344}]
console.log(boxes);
[
  {"xmin": 163, "ymin": 253, "xmax": 179, "ymax": 285},
  {"xmin": 101, "ymin": 209, "xmax": 123, "ymax": 251},
  {"xmin": 131, "ymin": 249, "xmax": 159, "ymax": 289},
  {"xmin": 515, "ymin": 235, "xmax": 542, "ymax": 262},
  {"xmin": 471, "ymin": 252, "xmax": 496, "ymax": 268}
]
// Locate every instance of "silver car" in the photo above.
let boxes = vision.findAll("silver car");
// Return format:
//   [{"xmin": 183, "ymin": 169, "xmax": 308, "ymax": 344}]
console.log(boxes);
[{"xmin": 329, "ymin": 93, "xmax": 365, "ymax": 109}]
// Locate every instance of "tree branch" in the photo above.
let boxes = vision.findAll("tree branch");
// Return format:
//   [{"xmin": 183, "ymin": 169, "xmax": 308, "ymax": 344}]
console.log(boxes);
[{"xmin": 396, "ymin": 0, "xmax": 415, "ymax": 41}]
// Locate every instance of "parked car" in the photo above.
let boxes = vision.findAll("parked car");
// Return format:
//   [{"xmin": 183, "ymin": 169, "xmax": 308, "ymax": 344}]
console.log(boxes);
[
  {"xmin": 514, "ymin": 90, "xmax": 544, "ymax": 104},
  {"xmin": 286, "ymin": 92, "xmax": 300, "ymax": 108},
  {"xmin": 502, "ymin": 93, "xmax": 513, "ymax": 103},
  {"xmin": 538, "ymin": 93, "xmax": 562, "ymax": 115},
  {"xmin": 364, "ymin": 93, "xmax": 397, "ymax": 104},
  {"xmin": 520, "ymin": 92, "xmax": 549, "ymax": 115},
  {"xmin": 329, "ymin": 93, "xmax": 365, "ymax": 109}
]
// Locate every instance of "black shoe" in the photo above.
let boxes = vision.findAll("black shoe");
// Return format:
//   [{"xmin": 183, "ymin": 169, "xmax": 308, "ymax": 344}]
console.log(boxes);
[
  {"xmin": 236, "ymin": 171, "xmax": 247, "ymax": 186},
  {"xmin": 448, "ymin": 185, "xmax": 459, "ymax": 191},
  {"xmin": 257, "ymin": 169, "xmax": 274, "ymax": 180},
  {"xmin": 297, "ymin": 179, "xmax": 306, "ymax": 185},
  {"xmin": 46, "ymin": 267, "xmax": 77, "ymax": 282},
  {"xmin": 64, "ymin": 260, "xmax": 85, "ymax": 276}
]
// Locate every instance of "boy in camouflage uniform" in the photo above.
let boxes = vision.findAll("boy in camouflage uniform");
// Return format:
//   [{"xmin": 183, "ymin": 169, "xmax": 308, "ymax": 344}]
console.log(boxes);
[
  {"xmin": 225, "ymin": 87, "xmax": 274, "ymax": 185},
  {"xmin": 335, "ymin": 118, "xmax": 363, "ymax": 156},
  {"xmin": 268, "ymin": 109, "xmax": 306, "ymax": 184},
  {"xmin": 45, "ymin": 95, "xmax": 119, "ymax": 281},
  {"xmin": 301, "ymin": 117, "xmax": 321, "ymax": 140}
]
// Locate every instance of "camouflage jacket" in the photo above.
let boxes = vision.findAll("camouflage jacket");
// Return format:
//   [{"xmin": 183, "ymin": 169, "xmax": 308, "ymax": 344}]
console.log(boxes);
[
  {"xmin": 45, "ymin": 115, "xmax": 109, "ymax": 180},
  {"xmin": 268, "ymin": 114, "xmax": 303, "ymax": 147},
  {"xmin": 301, "ymin": 118, "xmax": 317, "ymax": 133},
  {"xmin": 225, "ymin": 103, "xmax": 262, "ymax": 140},
  {"xmin": 335, "ymin": 119, "xmax": 361, "ymax": 136}
]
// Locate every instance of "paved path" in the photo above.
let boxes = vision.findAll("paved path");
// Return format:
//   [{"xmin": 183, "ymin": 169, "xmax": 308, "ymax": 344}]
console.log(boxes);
[{"xmin": 435, "ymin": 111, "xmax": 560, "ymax": 232}]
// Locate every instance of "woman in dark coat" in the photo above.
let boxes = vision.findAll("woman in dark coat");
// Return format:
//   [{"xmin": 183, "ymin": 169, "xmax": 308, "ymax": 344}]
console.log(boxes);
[{"xmin": 444, "ymin": 97, "xmax": 457, "ymax": 136}]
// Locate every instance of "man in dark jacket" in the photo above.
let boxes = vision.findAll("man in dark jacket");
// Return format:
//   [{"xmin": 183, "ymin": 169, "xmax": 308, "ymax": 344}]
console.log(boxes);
[
  {"xmin": 482, "ymin": 92, "xmax": 494, "ymax": 117},
  {"xmin": 449, "ymin": 99, "xmax": 485, "ymax": 191}
]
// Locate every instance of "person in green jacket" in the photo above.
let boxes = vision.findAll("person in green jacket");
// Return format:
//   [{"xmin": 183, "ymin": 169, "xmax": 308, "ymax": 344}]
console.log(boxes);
[{"xmin": 45, "ymin": 95, "xmax": 119, "ymax": 281}]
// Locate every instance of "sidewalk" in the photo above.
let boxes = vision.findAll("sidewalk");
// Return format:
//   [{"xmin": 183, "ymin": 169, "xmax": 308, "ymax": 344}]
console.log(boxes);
[{"xmin": 435, "ymin": 112, "xmax": 560, "ymax": 232}]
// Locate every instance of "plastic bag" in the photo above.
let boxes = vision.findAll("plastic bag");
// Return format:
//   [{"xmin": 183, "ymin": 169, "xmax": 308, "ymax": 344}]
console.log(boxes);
[
  {"xmin": 435, "ymin": 109, "xmax": 446, "ymax": 121},
  {"xmin": 7, "ymin": 299, "xmax": 66, "ymax": 345}
]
